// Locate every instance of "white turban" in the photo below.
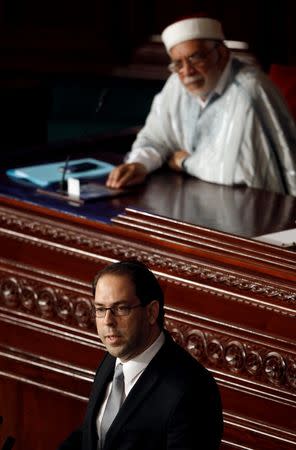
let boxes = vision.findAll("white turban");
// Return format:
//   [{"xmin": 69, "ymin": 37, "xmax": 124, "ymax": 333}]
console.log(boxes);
[{"xmin": 161, "ymin": 17, "xmax": 225, "ymax": 53}]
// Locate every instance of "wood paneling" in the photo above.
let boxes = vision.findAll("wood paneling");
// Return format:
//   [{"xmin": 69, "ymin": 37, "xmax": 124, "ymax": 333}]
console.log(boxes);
[{"xmin": 0, "ymin": 190, "xmax": 295, "ymax": 449}]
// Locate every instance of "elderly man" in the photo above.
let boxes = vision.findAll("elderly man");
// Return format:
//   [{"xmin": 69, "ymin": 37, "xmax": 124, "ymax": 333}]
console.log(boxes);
[
  {"xmin": 106, "ymin": 16, "xmax": 296, "ymax": 196},
  {"xmin": 58, "ymin": 260, "xmax": 223, "ymax": 449}
]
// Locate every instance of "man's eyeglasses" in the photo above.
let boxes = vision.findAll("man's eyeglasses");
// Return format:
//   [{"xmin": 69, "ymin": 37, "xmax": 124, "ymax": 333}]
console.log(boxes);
[
  {"xmin": 94, "ymin": 303, "xmax": 143, "ymax": 318},
  {"xmin": 168, "ymin": 44, "xmax": 219, "ymax": 73}
]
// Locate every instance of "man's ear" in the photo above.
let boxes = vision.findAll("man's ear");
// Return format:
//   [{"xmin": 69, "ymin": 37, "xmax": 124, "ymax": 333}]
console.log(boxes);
[
  {"xmin": 217, "ymin": 43, "xmax": 230, "ymax": 67},
  {"xmin": 147, "ymin": 300, "xmax": 160, "ymax": 325}
]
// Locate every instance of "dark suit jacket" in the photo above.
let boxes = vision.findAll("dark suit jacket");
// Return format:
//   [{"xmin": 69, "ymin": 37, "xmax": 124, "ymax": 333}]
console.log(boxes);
[{"xmin": 58, "ymin": 332, "xmax": 223, "ymax": 450}]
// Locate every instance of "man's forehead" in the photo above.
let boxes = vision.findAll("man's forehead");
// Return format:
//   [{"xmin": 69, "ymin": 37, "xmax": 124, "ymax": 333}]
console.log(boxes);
[
  {"xmin": 170, "ymin": 39, "xmax": 213, "ymax": 56},
  {"xmin": 95, "ymin": 273, "xmax": 135, "ymax": 291}
]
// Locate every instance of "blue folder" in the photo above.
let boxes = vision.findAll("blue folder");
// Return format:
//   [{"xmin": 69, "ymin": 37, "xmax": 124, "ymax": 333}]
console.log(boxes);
[{"xmin": 6, "ymin": 158, "xmax": 115, "ymax": 188}]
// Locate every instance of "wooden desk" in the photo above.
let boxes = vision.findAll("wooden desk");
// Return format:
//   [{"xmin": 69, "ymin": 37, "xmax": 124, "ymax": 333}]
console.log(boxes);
[
  {"xmin": 2, "ymin": 162, "xmax": 296, "ymax": 237},
  {"xmin": 0, "ymin": 164, "xmax": 295, "ymax": 449}
]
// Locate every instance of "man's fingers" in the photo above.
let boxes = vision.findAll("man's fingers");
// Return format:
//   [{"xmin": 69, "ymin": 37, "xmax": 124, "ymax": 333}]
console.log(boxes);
[
  {"xmin": 106, "ymin": 165, "xmax": 133, "ymax": 188},
  {"xmin": 106, "ymin": 163, "xmax": 147, "ymax": 188},
  {"xmin": 106, "ymin": 165, "xmax": 126, "ymax": 187}
]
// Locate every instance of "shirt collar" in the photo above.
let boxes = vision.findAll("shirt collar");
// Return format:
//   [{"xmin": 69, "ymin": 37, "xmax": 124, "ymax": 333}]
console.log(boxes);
[
  {"xmin": 116, "ymin": 331, "xmax": 165, "ymax": 386},
  {"xmin": 214, "ymin": 55, "xmax": 232, "ymax": 96},
  {"xmin": 196, "ymin": 55, "xmax": 232, "ymax": 108}
]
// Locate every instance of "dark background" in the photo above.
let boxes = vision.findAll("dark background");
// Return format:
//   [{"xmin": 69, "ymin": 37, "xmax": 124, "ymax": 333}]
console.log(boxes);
[{"xmin": 0, "ymin": 0, "xmax": 295, "ymax": 159}]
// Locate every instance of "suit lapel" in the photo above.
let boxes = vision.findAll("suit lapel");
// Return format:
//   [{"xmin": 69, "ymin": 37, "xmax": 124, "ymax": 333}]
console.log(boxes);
[
  {"xmin": 87, "ymin": 354, "xmax": 115, "ymax": 449},
  {"xmin": 90, "ymin": 354, "xmax": 115, "ymax": 411},
  {"xmin": 104, "ymin": 337, "xmax": 172, "ymax": 449}
]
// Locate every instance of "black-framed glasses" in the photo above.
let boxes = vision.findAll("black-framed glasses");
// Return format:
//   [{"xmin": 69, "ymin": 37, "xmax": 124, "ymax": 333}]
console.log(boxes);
[
  {"xmin": 168, "ymin": 44, "xmax": 219, "ymax": 73},
  {"xmin": 94, "ymin": 303, "xmax": 143, "ymax": 318}
]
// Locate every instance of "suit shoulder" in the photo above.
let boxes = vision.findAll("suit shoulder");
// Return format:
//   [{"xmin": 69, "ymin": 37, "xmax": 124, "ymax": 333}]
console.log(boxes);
[{"xmin": 163, "ymin": 337, "xmax": 216, "ymax": 386}]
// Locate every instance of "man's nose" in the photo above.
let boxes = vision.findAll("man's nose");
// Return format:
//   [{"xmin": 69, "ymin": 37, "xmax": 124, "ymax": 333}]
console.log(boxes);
[
  {"xmin": 103, "ymin": 309, "xmax": 116, "ymax": 325},
  {"xmin": 182, "ymin": 59, "xmax": 197, "ymax": 76}
]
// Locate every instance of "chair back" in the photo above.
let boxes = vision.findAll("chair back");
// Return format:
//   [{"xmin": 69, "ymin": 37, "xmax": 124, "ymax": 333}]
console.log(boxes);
[{"xmin": 269, "ymin": 64, "xmax": 296, "ymax": 121}]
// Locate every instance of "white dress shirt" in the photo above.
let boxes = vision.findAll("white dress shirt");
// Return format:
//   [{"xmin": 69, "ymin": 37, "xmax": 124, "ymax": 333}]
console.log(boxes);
[{"xmin": 96, "ymin": 332, "xmax": 165, "ymax": 440}]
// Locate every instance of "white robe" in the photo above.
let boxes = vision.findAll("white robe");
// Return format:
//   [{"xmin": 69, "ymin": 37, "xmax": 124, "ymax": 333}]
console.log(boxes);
[{"xmin": 126, "ymin": 59, "xmax": 296, "ymax": 196}]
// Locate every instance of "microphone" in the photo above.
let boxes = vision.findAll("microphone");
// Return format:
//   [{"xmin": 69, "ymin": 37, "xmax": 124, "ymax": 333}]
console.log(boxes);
[
  {"xmin": 58, "ymin": 88, "xmax": 110, "ymax": 193},
  {"xmin": 95, "ymin": 88, "xmax": 110, "ymax": 115},
  {"xmin": 1, "ymin": 437, "xmax": 16, "ymax": 450},
  {"xmin": 59, "ymin": 154, "xmax": 71, "ymax": 192},
  {"xmin": 0, "ymin": 416, "xmax": 16, "ymax": 450}
]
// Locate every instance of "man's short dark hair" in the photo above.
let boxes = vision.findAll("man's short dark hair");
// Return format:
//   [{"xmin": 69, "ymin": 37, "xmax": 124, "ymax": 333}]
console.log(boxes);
[{"xmin": 93, "ymin": 260, "xmax": 165, "ymax": 328}]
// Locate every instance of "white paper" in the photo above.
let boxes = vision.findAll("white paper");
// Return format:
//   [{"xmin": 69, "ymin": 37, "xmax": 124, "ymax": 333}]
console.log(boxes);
[{"xmin": 254, "ymin": 228, "xmax": 296, "ymax": 247}]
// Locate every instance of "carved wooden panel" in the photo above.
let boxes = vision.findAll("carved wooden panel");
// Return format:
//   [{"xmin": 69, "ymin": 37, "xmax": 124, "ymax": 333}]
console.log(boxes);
[{"xmin": 0, "ymin": 199, "xmax": 295, "ymax": 449}]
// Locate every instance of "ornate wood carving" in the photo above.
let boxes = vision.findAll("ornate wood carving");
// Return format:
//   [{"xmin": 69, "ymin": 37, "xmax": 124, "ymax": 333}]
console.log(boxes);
[
  {"xmin": 0, "ymin": 273, "xmax": 95, "ymax": 330},
  {"xmin": 1, "ymin": 271, "xmax": 295, "ymax": 394},
  {"xmin": 0, "ymin": 207, "xmax": 295, "ymax": 317},
  {"xmin": 165, "ymin": 318, "xmax": 296, "ymax": 392},
  {"xmin": 0, "ymin": 199, "xmax": 295, "ymax": 449}
]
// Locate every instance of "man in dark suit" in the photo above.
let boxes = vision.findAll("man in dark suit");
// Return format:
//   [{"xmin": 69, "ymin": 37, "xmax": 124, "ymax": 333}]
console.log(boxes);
[{"xmin": 58, "ymin": 260, "xmax": 223, "ymax": 450}]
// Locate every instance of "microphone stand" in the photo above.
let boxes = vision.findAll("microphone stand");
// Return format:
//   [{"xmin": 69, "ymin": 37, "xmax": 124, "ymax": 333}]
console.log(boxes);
[
  {"xmin": 59, "ymin": 155, "xmax": 70, "ymax": 192},
  {"xmin": 36, "ymin": 88, "xmax": 110, "ymax": 205},
  {"xmin": 59, "ymin": 154, "xmax": 71, "ymax": 193},
  {"xmin": 1, "ymin": 437, "xmax": 15, "ymax": 450},
  {"xmin": 0, "ymin": 416, "xmax": 15, "ymax": 450}
]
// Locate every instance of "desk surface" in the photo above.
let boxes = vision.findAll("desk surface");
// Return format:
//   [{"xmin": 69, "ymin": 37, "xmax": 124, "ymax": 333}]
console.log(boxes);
[{"xmin": 2, "ymin": 158, "xmax": 296, "ymax": 239}]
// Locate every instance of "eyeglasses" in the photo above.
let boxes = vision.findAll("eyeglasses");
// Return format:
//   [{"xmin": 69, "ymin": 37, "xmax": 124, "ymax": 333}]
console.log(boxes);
[
  {"xmin": 168, "ymin": 44, "xmax": 218, "ymax": 73},
  {"xmin": 94, "ymin": 303, "xmax": 143, "ymax": 318}
]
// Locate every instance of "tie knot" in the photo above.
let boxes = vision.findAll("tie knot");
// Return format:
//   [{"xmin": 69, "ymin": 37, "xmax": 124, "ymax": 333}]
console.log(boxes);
[{"xmin": 114, "ymin": 363, "xmax": 124, "ymax": 381}]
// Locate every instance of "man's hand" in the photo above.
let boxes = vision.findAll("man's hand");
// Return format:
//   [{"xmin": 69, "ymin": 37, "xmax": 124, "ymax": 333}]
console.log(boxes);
[
  {"xmin": 106, "ymin": 163, "xmax": 148, "ymax": 189},
  {"xmin": 167, "ymin": 150, "xmax": 190, "ymax": 172}
]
